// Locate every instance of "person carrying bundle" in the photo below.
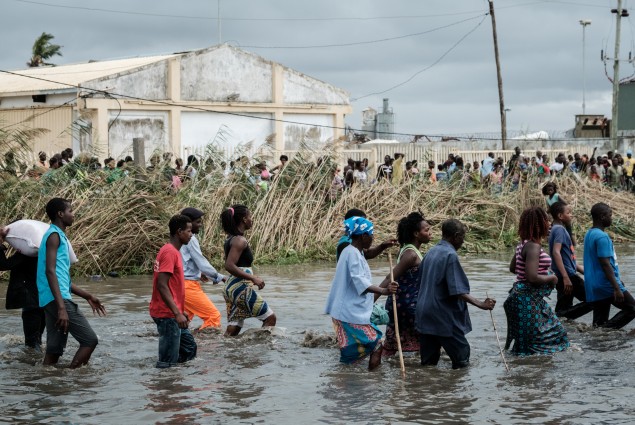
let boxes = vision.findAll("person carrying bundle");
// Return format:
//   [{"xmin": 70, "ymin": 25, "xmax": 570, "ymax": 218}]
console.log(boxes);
[{"xmin": 37, "ymin": 198, "xmax": 106, "ymax": 368}]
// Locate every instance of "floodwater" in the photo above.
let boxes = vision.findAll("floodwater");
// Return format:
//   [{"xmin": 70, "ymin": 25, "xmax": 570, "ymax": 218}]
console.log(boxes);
[{"xmin": 1, "ymin": 247, "xmax": 635, "ymax": 425}]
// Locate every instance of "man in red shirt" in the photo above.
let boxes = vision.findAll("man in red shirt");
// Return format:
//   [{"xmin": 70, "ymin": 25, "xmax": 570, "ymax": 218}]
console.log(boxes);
[{"xmin": 149, "ymin": 215, "xmax": 197, "ymax": 368}]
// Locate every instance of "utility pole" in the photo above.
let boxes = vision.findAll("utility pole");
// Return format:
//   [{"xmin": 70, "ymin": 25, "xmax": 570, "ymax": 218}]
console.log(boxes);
[
  {"xmin": 489, "ymin": 0, "xmax": 507, "ymax": 150},
  {"xmin": 610, "ymin": 0, "xmax": 628, "ymax": 150},
  {"xmin": 580, "ymin": 20, "xmax": 591, "ymax": 115}
]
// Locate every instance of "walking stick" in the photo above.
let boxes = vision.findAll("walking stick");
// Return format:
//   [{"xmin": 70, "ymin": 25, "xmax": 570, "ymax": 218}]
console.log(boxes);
[
  {"xmin": 486, "ymin": 291, "xmax": 510, "ymax": 372},
  {"xmin": 388, "ymin": 252, "xmax": 406, "ymax": 377}
]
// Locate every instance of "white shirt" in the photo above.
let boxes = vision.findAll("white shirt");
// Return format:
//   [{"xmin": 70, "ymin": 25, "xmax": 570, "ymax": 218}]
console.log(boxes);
[
  {"xmin": 481, "ymin": 157, "xmax": 494, "ymax": 177},
  {"xmin": 324, "ymin": 245, "xmax": 373, "ymax": 324},
  {"xmin": 550, "ymin": 162, "xmax": 564, "ymax": 172}
]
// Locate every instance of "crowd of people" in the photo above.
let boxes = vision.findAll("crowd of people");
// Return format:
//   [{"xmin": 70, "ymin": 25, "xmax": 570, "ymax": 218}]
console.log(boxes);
[
  {"xmin": 0, "ymin": 148, "xmax": 291, "ymax": 193},
  {"xmin": 2, "ymin": 141, "xmax": 635, "ymax": 371},
  {"xmin": 1, "ymin": 193, "xmax": 634, "ymax": 371},
  {"xmin": 326, "ymin": 201, "xmax": 635, "ymax": 369},
  {"xmin": 3, "ymin": 146, "xmax": 635, "ymax": 201},
  {"xmin": 0, "ymin": 198, "xmax": 277, "ymax": 368},
  {"xmin": 331, "ymin": 146, "xmax": 635, "ymax": 196}
]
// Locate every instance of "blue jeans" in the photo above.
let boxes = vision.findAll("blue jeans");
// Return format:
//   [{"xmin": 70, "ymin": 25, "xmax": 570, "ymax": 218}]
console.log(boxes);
[{"xmin": 152, "ymin": 318, "xmax": 197, "ymax": 368}]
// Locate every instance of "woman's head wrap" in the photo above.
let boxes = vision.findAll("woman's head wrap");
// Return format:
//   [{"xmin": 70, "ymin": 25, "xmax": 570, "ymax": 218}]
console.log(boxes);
[{"xmin": 344, "ymin": 216, "xmax": 374, "ymax": 237}]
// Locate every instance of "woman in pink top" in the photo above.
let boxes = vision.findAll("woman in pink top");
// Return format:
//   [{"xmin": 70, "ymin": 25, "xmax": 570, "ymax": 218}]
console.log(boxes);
[{"xmin": 503, "ymin": 207, "xmax": 569, "ymax": 356}]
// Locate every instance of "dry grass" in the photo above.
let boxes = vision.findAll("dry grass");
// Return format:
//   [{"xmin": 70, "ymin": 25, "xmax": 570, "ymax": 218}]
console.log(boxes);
[{"xmin": 1, "ymin": 157, "xmax": 635, "ymax": 276}]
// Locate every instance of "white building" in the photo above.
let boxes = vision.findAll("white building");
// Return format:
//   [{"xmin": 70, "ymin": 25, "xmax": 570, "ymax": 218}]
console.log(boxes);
[{"xmin": 0, "ymin": 44, "xmax": 351, "ymax": 161}]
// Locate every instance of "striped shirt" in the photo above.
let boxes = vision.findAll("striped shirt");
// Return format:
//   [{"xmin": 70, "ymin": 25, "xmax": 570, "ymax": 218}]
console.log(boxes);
[{"xmin": 515, "ymin": 240, "xmax": 551, "ymax": 282}]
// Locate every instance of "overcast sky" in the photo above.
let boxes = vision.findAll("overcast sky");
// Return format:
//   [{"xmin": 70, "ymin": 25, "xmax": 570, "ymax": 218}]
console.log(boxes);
[{"xmin": 3, "ymin": 0, "xmax": 634, "ymax": 138}]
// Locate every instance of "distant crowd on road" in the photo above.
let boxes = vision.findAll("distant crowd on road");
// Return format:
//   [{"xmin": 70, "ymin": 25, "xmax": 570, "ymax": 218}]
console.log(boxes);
[
  {"xmin": 333, "ymin": 146, "xmax": 635, "ymax": 196},
  {"xmin": 2, "ymin": 146, "xmax": 635, "ymax": 198}
]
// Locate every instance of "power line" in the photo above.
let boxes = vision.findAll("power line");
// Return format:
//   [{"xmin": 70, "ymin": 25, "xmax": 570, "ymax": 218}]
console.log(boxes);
[
  {"xmin": 0, "ymin": 69, "xmax": 593, "ymax": 142},
  {"xmin": 6, "ymin": 0, "xmax": 490, "ymax": 21},
  {"xmin": 352, "ymin": 15, "xmax": 488, "ymax": 101},
  {"xmin": 538, "ymin": 0, "xmax": 607, "ymax": 8},
  {"xmin": 11, "ymin": 0, "xmax": 602, "ymax": 22},
  {"xmin": 241, "ymin": 14, "xmax": 487, "ymax": 49}
]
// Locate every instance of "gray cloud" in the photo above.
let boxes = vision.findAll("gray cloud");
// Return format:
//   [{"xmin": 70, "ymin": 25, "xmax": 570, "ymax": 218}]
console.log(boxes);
[{"xmin": 2, "ymin": 0, "xmax": 629, "ymax": 136}]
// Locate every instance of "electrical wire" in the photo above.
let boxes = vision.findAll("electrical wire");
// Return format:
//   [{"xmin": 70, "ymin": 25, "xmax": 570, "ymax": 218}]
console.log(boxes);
[
  {"xmin": 10, "ymin": 0, "xmax": 558, "ymax": 22},
  {"xmin": 351, "ymin": 14, "xmax": 488, "ymax": 102},
  {"xmin": 106, "ymin": 93, "xmax": 122, "ymax": 132},
  {"xmin": 0, "ymin": 69, "xmax": 598, "ymax": 142},
  {"xmin": 538, "ymin": 0, "xmax": 607, "ymax": 8},
  {"xmin": 241, "ymin": 14, "xmax": 486, "ymax": 49}
]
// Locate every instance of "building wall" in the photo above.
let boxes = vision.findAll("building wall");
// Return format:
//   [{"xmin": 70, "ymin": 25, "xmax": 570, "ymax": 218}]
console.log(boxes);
[
  {"xmin": 283, "ymin": 113, "xmax": 334, "ymax": 150},
  {"xmin": 0, "ymin": 92, "xmax": 76, "ymax": 109},
  {"xmin": 283, "ymin": 69, "xmax": 348, "ymax": 105},
  {"xmin": 618, "ymin": 82, "xmax": 635, "ymax": 131},
  {"xmin": 180, "ymin": 111, "xmax": 274, "ymax": 159},
  {"xmin": 3, "ymin": 46, "xmax": 351, "ymax": 163},
  {"xmin": 0, "ymin": 106, "xmax": 73, "ymax": 157},
  {"xmin": 180, "ymin": 47, "xmax": 273, "ymax": 103},
  {"xmin": 107, "ymin": 110, "xmax": 168, "ymax": 160},
  {"xmin": 83, "ymin": 62, "xmax": 169, "ymax": 100}
]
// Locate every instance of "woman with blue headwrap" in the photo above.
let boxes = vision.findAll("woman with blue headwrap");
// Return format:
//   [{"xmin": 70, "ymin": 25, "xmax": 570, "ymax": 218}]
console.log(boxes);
[{"xmin": 325, "ymin": 216, "xmax": 398, "ymax": 370}]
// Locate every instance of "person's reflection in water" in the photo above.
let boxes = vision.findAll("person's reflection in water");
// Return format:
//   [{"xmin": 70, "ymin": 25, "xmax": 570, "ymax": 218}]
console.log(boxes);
[
  {"xmin": 319, "ymin": 366, "xmax": 478, "ymax": 423},
  {"xmin": 144, "ymin": 375, "xmax": 199, "ymax": 424}
]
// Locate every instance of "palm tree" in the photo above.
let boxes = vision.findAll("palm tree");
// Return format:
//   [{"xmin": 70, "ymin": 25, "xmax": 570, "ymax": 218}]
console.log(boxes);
[{"xmin": 27, "ymin": 32, "xmax": 62, "ymax": 67}]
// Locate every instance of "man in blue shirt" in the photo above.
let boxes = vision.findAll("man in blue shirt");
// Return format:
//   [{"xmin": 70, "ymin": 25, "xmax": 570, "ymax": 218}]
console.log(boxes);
[
  {"xmin": 584, "ymin": 203, "xmax": 635, "ymax": 328},
  {"xmin": 37, "ymin": 198, "xmax": 106, "ymax": 368},
  {"xmin": 415, "ymin": 219, "xmax": 495, "ymax": 369}
]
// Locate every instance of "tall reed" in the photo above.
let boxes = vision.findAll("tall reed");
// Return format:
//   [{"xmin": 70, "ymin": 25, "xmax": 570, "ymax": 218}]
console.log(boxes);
[{"xmin": 1, "ymin": 156, "xmax": 634, "ymax": 276}]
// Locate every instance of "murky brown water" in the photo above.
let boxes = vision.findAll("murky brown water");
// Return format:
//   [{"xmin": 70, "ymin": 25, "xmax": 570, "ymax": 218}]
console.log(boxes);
[{"xmin": 1, "ymin": 246, "xmax": 635, "ymax": 424}]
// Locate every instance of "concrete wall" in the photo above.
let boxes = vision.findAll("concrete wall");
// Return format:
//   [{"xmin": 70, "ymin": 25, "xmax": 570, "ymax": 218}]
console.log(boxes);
[
  {"xmin": 83, "ymin": 61, "xmax": 169, "ymax": 100},
  {"xmin": 180, "ymin": 111, "xmax": 273, "ymax": 159},
  {"xmin": 283, "ymin": 69, "xmax": 349, "ymax": 105},
  {"xmin": 107, "ymin": 111, "xmax": 168, "ymax": 160},
  {"xmin": 283, "ymin": 113, "xmax": 334, "ymax": 150},
  {"xmin": 180, "ymin": 47, "xmax": 273, "ymax": 103}
]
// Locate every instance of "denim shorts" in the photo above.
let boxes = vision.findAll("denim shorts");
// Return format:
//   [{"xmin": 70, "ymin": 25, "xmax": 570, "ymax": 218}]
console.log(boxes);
[{"xmin": 43, "ymin": 299, "xmax": 99, "ymax": 356}]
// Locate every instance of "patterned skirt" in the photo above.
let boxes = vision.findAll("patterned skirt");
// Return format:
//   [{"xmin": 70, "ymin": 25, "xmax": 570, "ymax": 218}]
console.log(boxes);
[
  {"xmin": 223, "ymin": 271, "xmax": 271, "ymax": 325},
  {"xmin": 332, "ymin": 319, "xmax": 382, "ymax": 364},
  {"xmin": 383, "ymin": 265, "xmax": 421, "ymax": 356},
  {"xmin": 503, "ymin": 281, "xmax": 569, "ymax": 356}
]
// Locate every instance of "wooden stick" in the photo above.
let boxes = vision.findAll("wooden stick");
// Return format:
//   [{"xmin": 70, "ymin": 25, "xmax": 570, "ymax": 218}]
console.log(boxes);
[
  {"xmin": 388, "ymin": 252, "xmax": 406, "ymax": 377},
  {"xmin": 486, "ymin": 291, "xmax": 510, "ymax": 372}
]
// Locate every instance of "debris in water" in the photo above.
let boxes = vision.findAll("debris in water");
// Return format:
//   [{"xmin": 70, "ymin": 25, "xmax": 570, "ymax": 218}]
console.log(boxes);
[{"xmin": 302, "ymin": 330, "xmax": 337, "ymax": 348}]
